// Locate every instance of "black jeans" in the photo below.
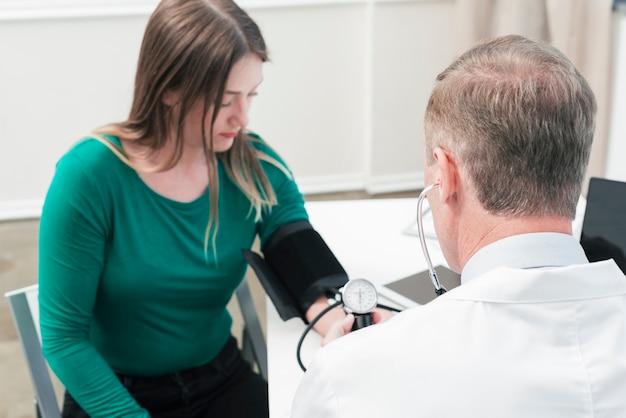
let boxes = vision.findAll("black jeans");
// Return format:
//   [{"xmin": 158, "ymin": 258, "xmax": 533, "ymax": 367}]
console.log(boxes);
[{"xmin": 62, "ymin": 337, "xmax": 268, "ymax": 418}]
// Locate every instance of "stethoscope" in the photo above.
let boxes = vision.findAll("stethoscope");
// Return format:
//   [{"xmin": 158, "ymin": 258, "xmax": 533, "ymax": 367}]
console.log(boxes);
[
  {"xmin": 296, "ymin": 184, "xmax": 445, "ymax": 371},
  {"xmin": 417, "ymin": 183, "xmax": 447, "ymax": 296}
]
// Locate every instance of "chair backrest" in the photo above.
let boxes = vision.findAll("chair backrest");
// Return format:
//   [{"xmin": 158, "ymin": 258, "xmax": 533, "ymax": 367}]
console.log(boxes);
[
  {"xmin": 5, "ymin": 281, "xmax": 267, "ymax": 417},
  {"xmin": 4, "ymin": 284, "xmax": 61, "ymax": 418},
  {"xmin": 235, "ymin": 279, "xmax": 268, "ymax": 381}
]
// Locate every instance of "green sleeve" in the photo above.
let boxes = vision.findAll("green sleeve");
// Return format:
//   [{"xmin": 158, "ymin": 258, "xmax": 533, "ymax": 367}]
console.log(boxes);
[
  {"xmin": 38, "ymin": 150, "xmax": 149, "ymax": 417},
  {"xmin": 247, "ymin": 135, "xmax": 309, "ymax": 244}
]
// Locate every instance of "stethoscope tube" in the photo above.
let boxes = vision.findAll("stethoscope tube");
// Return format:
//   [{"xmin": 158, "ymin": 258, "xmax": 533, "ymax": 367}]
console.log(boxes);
[{"xmin": 417, "ymin": 184, "xmax": 447, "ymax": 296}]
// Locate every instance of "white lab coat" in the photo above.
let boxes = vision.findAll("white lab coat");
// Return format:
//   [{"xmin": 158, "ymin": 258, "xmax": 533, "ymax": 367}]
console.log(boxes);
[{"xmin": 291, "ymin": 234, "xmax": 626, "ymax": 418}]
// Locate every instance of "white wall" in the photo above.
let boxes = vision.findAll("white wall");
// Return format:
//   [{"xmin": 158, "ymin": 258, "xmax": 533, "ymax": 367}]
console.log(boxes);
[
  {"xmin": 0, "ymin": 0, "xmax": 457, "ymax": 220},
  {"xmin": 369, "ymin": 1, "xmax": 454, "ymax": 189},
  {"xmin": 246, "ymin": 3, "xmax": 371, "ymax": 192},
  {"xmin": 1, "ymin": 1, "xmax": 625, "ymax": 221},
  {"xmin": 0, "ymin": 14, "xmax": 148, "ymax": 219}
]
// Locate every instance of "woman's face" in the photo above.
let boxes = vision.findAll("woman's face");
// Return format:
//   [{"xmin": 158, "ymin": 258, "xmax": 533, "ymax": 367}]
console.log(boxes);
[{"xmin": 180, "ymin": 53, "xmax": 264, "ymax": 152}]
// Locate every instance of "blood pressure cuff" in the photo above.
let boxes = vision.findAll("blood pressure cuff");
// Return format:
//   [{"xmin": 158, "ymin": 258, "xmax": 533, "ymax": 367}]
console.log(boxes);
[{"xmin": 242, "ymin": 220, "xmax": 348, "ymax": 322}]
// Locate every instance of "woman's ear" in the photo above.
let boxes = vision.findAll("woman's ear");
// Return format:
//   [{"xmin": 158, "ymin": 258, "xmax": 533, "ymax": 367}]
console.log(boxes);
[
  {"xmin": 161, "ymin": 89, "xmax": 179, "ymax": 107},
  {"xmin": 432, "ymin": 147, "xmax": 458, "ymax": 204}
]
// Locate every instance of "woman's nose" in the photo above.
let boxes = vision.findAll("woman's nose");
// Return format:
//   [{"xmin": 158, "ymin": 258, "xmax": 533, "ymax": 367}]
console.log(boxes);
[{"xmin": 231, "ymin": 98, "xmax": 250, "ymax": 127}]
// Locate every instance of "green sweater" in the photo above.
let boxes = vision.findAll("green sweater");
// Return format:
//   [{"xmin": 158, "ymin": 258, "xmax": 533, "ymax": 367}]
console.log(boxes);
[{"xmin": 38, "ymin": 134, "xmax": 307, "ymax": 417}]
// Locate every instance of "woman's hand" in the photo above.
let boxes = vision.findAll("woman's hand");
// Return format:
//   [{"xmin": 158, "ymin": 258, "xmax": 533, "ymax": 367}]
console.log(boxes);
[{"xmin": 304, "ymin": 296, "xmax": 347, "ymax": 337}]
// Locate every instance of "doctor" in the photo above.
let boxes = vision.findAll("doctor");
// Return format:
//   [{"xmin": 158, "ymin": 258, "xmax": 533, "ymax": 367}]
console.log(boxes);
[{"xmin": 291, "ymin": 34, "xmax": 626, "ymax": 417}]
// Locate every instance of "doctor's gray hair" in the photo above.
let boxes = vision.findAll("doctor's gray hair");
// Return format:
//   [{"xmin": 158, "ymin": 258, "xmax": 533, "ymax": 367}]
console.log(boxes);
[{"xmin": 424, "ymin": 34, "xmax": 597, "ymax": 219}]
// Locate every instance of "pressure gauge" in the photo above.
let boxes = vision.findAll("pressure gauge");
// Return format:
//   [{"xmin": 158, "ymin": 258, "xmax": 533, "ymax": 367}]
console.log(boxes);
[{"xmin": 341, "ymin": 278, "xmax": 378, "ymax": 314}]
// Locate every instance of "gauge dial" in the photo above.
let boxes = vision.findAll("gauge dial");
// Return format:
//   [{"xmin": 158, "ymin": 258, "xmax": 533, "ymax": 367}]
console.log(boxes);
[{"xmin": 342, "ymin": 279, "xmax": 378, "ymax": 314}]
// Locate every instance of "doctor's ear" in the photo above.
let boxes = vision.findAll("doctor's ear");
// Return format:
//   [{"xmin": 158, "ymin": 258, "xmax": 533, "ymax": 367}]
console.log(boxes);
[{"xmin": 432, "ymin": 147, "xmax": 458, "ymax": 203}]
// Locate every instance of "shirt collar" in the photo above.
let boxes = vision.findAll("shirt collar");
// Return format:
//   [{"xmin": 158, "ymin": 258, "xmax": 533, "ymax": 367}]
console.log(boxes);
[{"xmin": 461, "ymin": 233, "xmax": 589, "ymax": 284}]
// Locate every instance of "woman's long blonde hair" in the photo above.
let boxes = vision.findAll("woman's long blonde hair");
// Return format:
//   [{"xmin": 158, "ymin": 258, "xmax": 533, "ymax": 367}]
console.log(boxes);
[{"xmin": 93, "ymin": 0, "xmax": 288, "ymax": 257}]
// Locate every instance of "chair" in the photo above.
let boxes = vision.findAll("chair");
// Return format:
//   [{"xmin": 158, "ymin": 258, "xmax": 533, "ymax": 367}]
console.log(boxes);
[
  {"xmin": 4, "ymin": 279, "xmax": 268, "ymax": 418},
  {"xmin": 5, "ymin": 284, "xmax": 61, "ymax": 418},
  {"xmin": 236, "ymin": 278, "xmax": 268, "ymax": 380}
]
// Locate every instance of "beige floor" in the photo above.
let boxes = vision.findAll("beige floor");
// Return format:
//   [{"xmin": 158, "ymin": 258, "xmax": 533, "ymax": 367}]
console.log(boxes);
[{"xmin": 0, "ymin": 190, "xmax": 418, "ymax": 417}]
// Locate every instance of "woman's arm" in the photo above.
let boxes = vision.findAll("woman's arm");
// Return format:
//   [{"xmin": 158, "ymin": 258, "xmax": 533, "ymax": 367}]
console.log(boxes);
[{"xmin": 39, "ymin": 146, "xmax": 148, "ymax": 417}]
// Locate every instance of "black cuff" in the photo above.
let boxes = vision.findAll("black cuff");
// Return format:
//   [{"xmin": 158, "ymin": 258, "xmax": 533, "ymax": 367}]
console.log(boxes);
[{"xmin": 243, "ymin": 220, "xmax": 348, "ymax": 322}]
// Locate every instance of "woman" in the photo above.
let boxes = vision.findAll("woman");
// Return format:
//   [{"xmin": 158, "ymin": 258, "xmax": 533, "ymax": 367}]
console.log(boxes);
[{"xmin": 38, "ymin": 0, "xmax": 339, "ymax": 416}]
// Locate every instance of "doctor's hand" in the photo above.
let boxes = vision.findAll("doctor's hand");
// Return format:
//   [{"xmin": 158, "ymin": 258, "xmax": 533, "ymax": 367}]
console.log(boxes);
[
  {"xmin": 321, "ymin": 314, "xmax": 355, "ymax": 346},
  {"xmin": 321, "ymin": 310, "xmax": 388, "ymax": 346}
]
